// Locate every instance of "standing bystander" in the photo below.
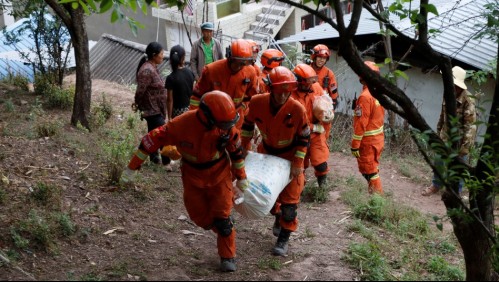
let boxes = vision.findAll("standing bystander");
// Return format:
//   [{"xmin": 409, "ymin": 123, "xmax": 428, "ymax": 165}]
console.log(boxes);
[
  {"xmin": 422, "ymin": 66, "xmax": 476, "ymax": 196},
  {"xmin": 190, "ymin": 22, "xmax": 224, "ymax": 82}
]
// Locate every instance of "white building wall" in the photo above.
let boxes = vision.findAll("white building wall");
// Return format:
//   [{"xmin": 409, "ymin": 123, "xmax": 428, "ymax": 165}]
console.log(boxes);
[
  {"xmin": 0, "ymin": 6, "xmax": 15, "ymax": 28},
  {"xmin": 327, "ymin": 56, "xmax": 494, "ymax": 142}
]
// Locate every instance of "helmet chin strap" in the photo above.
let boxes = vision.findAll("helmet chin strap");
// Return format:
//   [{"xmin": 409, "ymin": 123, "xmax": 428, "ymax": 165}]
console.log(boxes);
[{"xmin": 196, "ymin": 109, "xmax": 215, "ymax": 129}]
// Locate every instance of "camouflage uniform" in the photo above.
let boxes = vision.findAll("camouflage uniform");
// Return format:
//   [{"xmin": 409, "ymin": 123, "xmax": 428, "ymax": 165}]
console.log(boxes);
[
  {"xmin": 436, "ymin": 89, "xmax": 477, "ymax": 156},
  {"xmin": 428, "ymin": 89, "xmax": 476, "ymax": 193}
]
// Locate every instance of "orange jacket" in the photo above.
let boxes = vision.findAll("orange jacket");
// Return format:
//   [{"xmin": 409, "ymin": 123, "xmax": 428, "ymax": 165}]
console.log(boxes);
[
  {"xmin": 128, "ymin": 110, "xmax": 246, "ymax": 187},
  {"xmin": 314, "ymin": 65, "xmax": 339, "ymax": 101},
  {"xmin": 241, "ymin": 94, "xmax": 310, "ymax": 168},
  {"xmin": 351, "ymin": 86, "xmax": 385, "ymax": 148},
  {"xmin": 291, "ymin": 82, "xmax": 323, "ymax": 127},
  {"xmin": 190, "ymin": 59, "xmax": 258, "ymax": 109}
]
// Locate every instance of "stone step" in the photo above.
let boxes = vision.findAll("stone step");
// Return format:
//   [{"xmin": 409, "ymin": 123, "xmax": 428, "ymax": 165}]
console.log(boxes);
[
  {"xmin": 243, "ymin": 31, "xmax": 270, "ymax": 42},
  {"xmin": 250, "ymin": 22, "xmax": 278, "ymax": 35},
  {"xmin": 262, "ymin": 5, "xmax": 288, "ymax": 16},
  {"xmin": 256, "ymin": 13, "xmax": 284, "ymax": 25}
]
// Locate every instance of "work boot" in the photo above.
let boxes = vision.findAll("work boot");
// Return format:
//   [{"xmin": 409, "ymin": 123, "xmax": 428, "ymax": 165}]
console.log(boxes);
[
  {"xmin": 272, "ymin": 229, "xmax": 291, "ymax": 256},
  {"xmin": 272, "ymin": 214, "xmax": 281, "ymax": 237},
  {"xmin": 317, "ymin": 175, "xmax": 328, "ymax": 189},
  {"xmin": 220, "ymin": 257, "xmax": 237, "ymax": 272}
]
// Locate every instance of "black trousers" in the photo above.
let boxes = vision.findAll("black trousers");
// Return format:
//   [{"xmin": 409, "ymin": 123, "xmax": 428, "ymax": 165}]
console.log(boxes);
[{"xmin": 144, "ymin": 114, "xmax": 170, "ymax": 165}]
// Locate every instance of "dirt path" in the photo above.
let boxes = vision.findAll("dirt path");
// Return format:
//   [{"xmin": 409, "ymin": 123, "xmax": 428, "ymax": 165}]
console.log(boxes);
[{"xmin": 0, "ymin": 79, "xmax": 451, "ymax": 280}]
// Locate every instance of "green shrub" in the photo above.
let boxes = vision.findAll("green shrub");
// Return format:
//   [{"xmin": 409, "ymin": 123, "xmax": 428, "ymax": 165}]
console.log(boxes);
[
  {"xmin": 10, "ymin": 228, "xmax": 30, "ymax": 249},
  {"xmin": 16, "ymin": 210, "xmax": 53, "ymax": 249},
  {"xmin": 346, "ymin": 242, "xmax": 391, "ymax": 280},
  {"xmin": 53, "ymin": 212, "xmax": 76, "ymax": 237},
  {"xmin": 36, "ymin": 120, "xmax": 61, "ymax": 138},
  {"xmin": 101, "ymin": 127, "xmax": 137, "ymax": 185},
  {"xmin": 353, "ymin": 194, "xmax": 386, "ymax": 224},
  {"xmin": 90, "ymin": 95, "xmax": 114, "ymax": 129},
  {"xmin": 0, "ymin": 185, "xmax": 6, "ymax": 203},
  {"xmin": 34, "ymin": 74, "xmax": 54, "ymax": 96},
  {"xmin": 4, "ymin": 98, "xmax": 15, "ymax": 112},
  {"xmin": 44, "ymin": 85, "xmax": 74, "ymax": 110},
  {"xmin": 426, "ymin": 256, "xmax": 464, "ymax": 281},
  {"xmin": 31, "ymin": 182, "xmax": 61, "ymax": 209}
]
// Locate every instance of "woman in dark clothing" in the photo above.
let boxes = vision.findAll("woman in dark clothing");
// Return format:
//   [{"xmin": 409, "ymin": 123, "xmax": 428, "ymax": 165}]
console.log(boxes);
[
  {"xmin": 134, "ymin": 41, "xmax": 170, "ymax": 165},
  {"xmin": 165, "ymin": 45, "xmax": 195, "ymax": 120}
]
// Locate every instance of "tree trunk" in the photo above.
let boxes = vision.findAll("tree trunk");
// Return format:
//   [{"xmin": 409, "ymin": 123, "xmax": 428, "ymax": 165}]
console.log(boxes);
[{"xmin": 67, "ymin": 7, "xmax": 91, "ymax": 129}]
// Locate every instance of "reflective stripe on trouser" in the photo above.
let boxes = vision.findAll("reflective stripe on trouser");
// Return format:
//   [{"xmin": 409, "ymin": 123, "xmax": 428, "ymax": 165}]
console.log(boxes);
[
  {"xmin": 304, "ymin": 133, "xmax": 330, "ymax": 177},
  {"xmin": 272, "ymin": 172, "xmax": 304, "ymax": 232},
  {"xmin": 182, "ymin": 176, "xmax": 236, "ymax": 258},
  {"xmin": 368, "ymin": 175, "xmax": 383, "ymax": 194}
]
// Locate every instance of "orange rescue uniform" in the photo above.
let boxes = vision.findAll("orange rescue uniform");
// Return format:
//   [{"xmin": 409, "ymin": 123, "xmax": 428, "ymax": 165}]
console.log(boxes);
[
  {"xmin": 291, "ymin": 82, "xmax": 329, "ymax": 177},
  {"xmin": 190, "ymin": 59, "xmax": 259, "ymax": 129},
  {"xmin": 351, "ymin": 85, "xmax": 385, "ymax": 194},
  {"xmin": 313, "ymin": 65, "xmax": 339, "ymax": 140},
  {"xmin": 241, "ymin": 94, "xmax": 310, "ymax": 232},
  {"xmin": 127, "ymin": 110, "xmax": 247, "ymax": 259}
]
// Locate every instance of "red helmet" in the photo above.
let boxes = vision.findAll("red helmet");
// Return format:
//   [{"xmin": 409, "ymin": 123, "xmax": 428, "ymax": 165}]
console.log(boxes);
[
  {"xmin": 364, "ymin": 61, "xmax": 380, "ymax": 73},
  {"xmin": 293, "ymin": 63, "xmax": 318, "ymax": 85},
  {"xmin": 267, "ymin": 66, "xmax": 298, "ymax": 93},
  {"xmin": 199, "ymin": 91, "xmax": 239, "ymax": 130},
  {"xmin": 311, "ymin": 44, "xmax": 330, "ymax": 60},
  {"xmin": 261, "ymin": 49, "xmax": 284, "ymax": 69},
  {"xmin": 227, "ymin": 39, "xmax": 253, "ymax": 61}
]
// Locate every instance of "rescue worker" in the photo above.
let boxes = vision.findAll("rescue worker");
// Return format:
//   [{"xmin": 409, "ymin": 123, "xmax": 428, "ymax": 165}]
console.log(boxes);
[
  {"xmin": 421, "ymin": 66, "xmax": 476, "ymax": 196},
  {"xmin": 241, "ymin": 66, "xmax": 310, "ymax": 256},
  {"xmin": 190, "ymin": 39, "xmax": 259, "ymax": 130},
  {"xmin": 351, "ymin": 61, "xmax": 385, "ymax": 195},
  {"xmin": 121, "ymin": 91, "xmax": 249, "ymax": 272},
  {"xmin": 310, "ymin": 44, "xmax": 339, "ymax": 140},
  {"xmin": 259, "ymin": 48, "xmax": 285, "ymax": 93},
  {"xmin": 292, "ymin": 64, "xmax": 330, "ymax": 190}
]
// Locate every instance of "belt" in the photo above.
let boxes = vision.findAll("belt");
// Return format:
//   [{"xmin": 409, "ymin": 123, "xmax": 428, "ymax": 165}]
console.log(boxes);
[
  {"xmin": 182, "ymin": 153, "xmax": 227, "ymax": 169},
  {"xmin": 262, "ymin": 141, "xmax": 294, "ymax": 156}
]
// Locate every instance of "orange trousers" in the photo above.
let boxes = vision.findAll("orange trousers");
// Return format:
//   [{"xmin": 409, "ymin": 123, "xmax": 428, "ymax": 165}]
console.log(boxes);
[
  {"xmin": 356, "ymin": 140, "xmax": 384, "ymax": 194},
  {"xmin": 271, "ymin": 172, "xmax": 304, "ymax": 232},
  {"xmin": 304, "ymin": 133, "xmax": 330, "ymax": 177},
  {"xmin": 182, "ymin": 175, "xmax": 236, "ymax": 259},
  {"xmin": 324, "ymin": 122, "xmax": 332, "ymax": 141}
]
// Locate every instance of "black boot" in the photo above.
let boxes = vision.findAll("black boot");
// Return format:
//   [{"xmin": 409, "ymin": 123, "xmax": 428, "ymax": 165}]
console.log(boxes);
[
  {"xmin": 272, "ymin": 229, "xmax": 291, "ymax": 256},
  {"xmin": 317, "ymin": 175, "xmax": 328, "ymax": 188},
  {"xmin": 272, "ymin": 214, "xmax": 281, "ymax": 237}
]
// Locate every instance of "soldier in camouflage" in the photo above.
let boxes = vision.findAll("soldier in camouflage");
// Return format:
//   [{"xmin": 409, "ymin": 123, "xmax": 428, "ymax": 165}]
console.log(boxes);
[{"xmin": 422, "ymin": 66, "xmax": 477, "ymax": 196}]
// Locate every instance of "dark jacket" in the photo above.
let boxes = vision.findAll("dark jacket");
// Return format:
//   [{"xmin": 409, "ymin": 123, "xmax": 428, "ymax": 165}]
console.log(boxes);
[{"xmin": 190, "ymin": 38, "xmax": 223, "ymax": 81}]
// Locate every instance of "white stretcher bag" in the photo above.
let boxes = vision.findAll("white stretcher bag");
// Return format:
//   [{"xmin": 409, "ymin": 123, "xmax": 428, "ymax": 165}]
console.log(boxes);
[{"xmin": 234, "ymin": 152, "xmax": 291, "ymax": 219}]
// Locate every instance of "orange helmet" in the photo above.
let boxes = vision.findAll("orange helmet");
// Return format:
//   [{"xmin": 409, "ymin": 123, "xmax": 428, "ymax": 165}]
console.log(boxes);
[
  {"xmin": 293, "ymin": 63, "xmax": 319, "ymax": 85},
  {"xmin": 261, "ymin": 49, "xmax": 284, "ymax": 69},
  {"xmin": 199, "ymin": 91, "xmax": 239, "ymax": 130},
  {"xmin": 364, "ymin": 61, "xmax": 380, "ymax": 73},
  {"xmin": 311, "ymin": 44, "xmax": 330, "ymax": 60},
  {"xmin": 227, "ymin": 39, "xmax": 253, "ymax": 62},
  {"xmin": 266, "ymin": 66, "xmax": 298, "ymax": 93}
]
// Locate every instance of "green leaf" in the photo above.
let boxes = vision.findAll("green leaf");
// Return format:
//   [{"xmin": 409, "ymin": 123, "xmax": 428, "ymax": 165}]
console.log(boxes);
[
  {"xmin": 421, "ymin": 4, "xmax": 439, "ymax": 16},
  {"xmin": 71, "ymin": 1, "xmax": 79, "ymax": 9},
  {"xmin": 436, "ymin": 223, "xmax": 443, "ymax": 231},
  {"xmin": 129, "ymin": 0, "xmax": 137, "ymax": 12},
  {"xmin": 111, "ymin": 9, "xmax": 119, "ymax": 23},
  {"xmin": 384, "ymin": 58, "xmax": 392, "ymax": 64},
  {"xmin": 100, "ymin": 0, "xmax": 113, "ymax": 13},
  {"xmin": 58, "ymin": 0, "xmax": 75, "ymax": 3},
  {"xmin": 394, "ymin": 70, "xmax": 409, "ymax": 81},
  {"xmin": 79, "ymin": 1, "xmax": 91, "ymax": 15},
  {"xmin": 86, "ymin": 0, "xmax": 97, "ymax": 11}
]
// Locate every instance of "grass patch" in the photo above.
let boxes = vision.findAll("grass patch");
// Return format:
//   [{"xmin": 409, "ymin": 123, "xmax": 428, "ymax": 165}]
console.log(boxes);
[
  {"xmin": 339, "ymin": 175, "xmax": 464, "ymax": 281},
  {"xmin": 257, "ymin": 257, "xmax": 282, "ymax": 270}
]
